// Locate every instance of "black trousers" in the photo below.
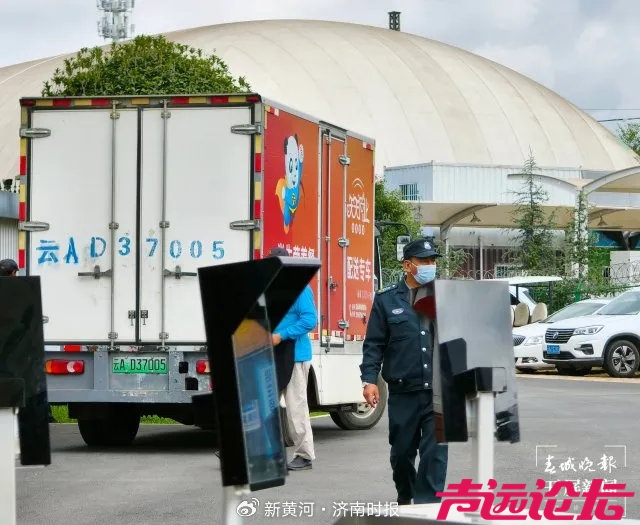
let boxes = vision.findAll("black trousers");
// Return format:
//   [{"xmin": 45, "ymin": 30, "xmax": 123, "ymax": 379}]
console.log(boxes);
[{"xmin": 388, "ymin": 390, "xmax": 448, "ymax": 504}]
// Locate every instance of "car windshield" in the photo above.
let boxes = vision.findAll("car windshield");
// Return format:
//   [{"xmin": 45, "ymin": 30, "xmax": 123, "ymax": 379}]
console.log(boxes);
[
  {"xmin": 596, "ymin": 292, "xmax": 640, "ymax": 315},
  {"xmin": 544, "ymin": 301, "xmax": 606, "ymax": 323},
  {"xmin": 520, "ymin": 289, "xmax": 536, "ymax": 304}
]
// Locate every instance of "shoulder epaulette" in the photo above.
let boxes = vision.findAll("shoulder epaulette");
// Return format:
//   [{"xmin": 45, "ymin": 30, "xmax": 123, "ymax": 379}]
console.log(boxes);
[{"xmin": 377, "ymin": 284, "xmax": 398, "ymax": 294}]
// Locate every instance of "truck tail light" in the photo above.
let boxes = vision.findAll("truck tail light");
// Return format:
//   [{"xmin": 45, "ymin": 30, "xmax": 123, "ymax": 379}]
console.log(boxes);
[
  {"xmin": 46, "ymin": 360, "xmax": 84, "ymax": 375},
  {"xmin": 63, "ymin": 345, "xmax": 82, "ymax": 352},
  {"xmin": 196, "ymin": 360, "xmax": 209, "ymax": 374}
]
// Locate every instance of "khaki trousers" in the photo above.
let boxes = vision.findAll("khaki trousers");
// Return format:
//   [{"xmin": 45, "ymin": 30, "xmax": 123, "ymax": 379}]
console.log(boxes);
[{"xmin": 284, "ymin": 361, "xmax": 315, "ymax": 461}]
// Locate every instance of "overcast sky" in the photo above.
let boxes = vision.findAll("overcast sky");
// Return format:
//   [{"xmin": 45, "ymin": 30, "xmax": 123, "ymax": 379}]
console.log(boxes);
[{"xmin": 2, "ymin": 0, "xmax": 639, "ymax": 130}]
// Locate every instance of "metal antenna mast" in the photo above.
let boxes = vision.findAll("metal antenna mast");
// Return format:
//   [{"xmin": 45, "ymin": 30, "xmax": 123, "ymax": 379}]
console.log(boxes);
[{"xmin": 97, "ymin": 0, "xmax": 136, "ymax": 43}]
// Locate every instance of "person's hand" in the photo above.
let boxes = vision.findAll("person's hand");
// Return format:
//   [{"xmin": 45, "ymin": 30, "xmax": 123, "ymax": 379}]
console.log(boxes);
[
  {"xmin": 272, "ymin": 333, "xmax": 282, "ymax": 346},
  {"xmin": 363, "ymin": 384, "xmax": 380, "ymax": 408}
]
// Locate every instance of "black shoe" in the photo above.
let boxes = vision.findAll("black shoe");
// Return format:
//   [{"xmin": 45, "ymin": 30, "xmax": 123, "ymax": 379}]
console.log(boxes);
[{"xmin": 287, "ymin": 456, "xmax": 312, "ymax": 471}]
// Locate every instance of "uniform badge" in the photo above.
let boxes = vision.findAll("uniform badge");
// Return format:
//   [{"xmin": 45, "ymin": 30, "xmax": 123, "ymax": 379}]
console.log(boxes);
[
  {"xmin": 424, "ymin": 241, "xmax": 431, "ymax": 249},
  {"xmin": 392, "ymin": 308, "xmax": 404, "ymax": 315}
]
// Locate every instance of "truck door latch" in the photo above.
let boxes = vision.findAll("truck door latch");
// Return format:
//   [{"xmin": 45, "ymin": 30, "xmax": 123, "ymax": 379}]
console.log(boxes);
[
  {"xmin": 77, "ymin": 265, "xmax": 112, "ymax": 279},
  {"xmin": 164, "ymin": 266, "xmax": 198, "ymax": 279}
]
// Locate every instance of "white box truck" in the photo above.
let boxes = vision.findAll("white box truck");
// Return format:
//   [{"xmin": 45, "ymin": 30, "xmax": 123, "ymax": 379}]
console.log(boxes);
[{"xmin": 17, "ymin": 93, "xmax": 389, "ymax": 446}]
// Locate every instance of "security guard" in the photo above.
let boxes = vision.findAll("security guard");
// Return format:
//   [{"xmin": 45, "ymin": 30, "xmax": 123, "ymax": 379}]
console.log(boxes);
[{"xmin": 360, "ymin": 238, "xmax": 448, "ymax": 505}]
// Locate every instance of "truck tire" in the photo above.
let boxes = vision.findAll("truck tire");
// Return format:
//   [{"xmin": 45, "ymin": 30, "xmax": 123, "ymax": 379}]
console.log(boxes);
[
  {"xmin": 603, "ymin": 340, "xmax": 639, "ymax": 378},
  {"xmin": 78, "ymin": 407, "xmax": 140, "ymax": 447},
  {"xmin": 329, "ymin": 376, "xmax": 387, "ymax": 430}
]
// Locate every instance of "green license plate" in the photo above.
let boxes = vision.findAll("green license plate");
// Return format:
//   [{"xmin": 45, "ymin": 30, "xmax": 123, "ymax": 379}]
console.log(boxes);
[{"xmin": 112, "ymin": 356, "xmax": 168, "ymax": 374}]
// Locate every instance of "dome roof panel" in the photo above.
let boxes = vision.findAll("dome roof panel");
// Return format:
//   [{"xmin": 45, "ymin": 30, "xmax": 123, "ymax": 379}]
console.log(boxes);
[{"xmin": 0, "ymin": 19, "xmax": 637, "ymax": 180}]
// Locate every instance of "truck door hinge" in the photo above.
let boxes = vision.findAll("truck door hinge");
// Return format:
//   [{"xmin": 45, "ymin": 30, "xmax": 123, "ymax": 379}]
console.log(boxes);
[
  {"xmin": 338, "ymin": 237, "xmax": 350, "ymax": 248},
  {"xmin": 229, "ymin": 219, "xmax": 261, "ymax": 231},
  {"xmin": 159, "ymin": 332, "xmax": 169, "ymax": 341},
  {"xmin": 18, "ymin": 221, "xmax": 50, "ymax": 232},
  {"xmin": 110, "ymin": 110, "xmax": 120, "ymax": 120},
  {"xmin": 108, "ymin": 332, "xmax": 118, "ymax": 340},
  {"xmin": 19, "ymin": 128, "xmax": 51, "ymax": 139},
  {"xmin": 338, "ymin": 155, "xmax": 351, "ymax": 166},
  {"xmin": 161, "ymin": 110, "xmax": 171, "ymax": 119},
  {"xmin": 231, "ymin": 123, "xmax": 262, "ymax": 135}
]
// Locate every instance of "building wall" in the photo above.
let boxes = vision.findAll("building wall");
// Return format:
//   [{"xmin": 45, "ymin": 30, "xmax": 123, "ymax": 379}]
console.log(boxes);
[
  {"xmin": 384, "ymin": 162, "xmax": 584, "ymax": 207},
  {"xmin": 432, "ymin": 163, "xmax": 580, "ymax": 206},
  {"xmin": 383, "ymin": 163, "xmax": 433, "ymax": 201}
]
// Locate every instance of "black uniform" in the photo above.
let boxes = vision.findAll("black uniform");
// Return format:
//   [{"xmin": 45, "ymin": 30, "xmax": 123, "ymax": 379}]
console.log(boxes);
[{"xmin": 360, "ymin": 278, "xmax": 448, "ymax": 504}]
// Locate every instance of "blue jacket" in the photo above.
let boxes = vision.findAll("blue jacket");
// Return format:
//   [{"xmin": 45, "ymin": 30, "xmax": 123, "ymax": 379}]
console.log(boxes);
[{"xmin": 274, "ymin": 285, "xmax": 317, "ymax": 362}]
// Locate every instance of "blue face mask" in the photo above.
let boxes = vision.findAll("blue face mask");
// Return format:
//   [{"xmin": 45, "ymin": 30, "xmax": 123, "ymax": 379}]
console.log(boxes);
[{"xmin": 412, "ymin": 263, "xmax": 436, "ymax": 285}]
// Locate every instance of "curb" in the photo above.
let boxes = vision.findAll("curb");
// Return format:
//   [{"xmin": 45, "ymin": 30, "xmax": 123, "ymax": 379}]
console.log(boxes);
[{"xmin": 517, "ymin": 374, "xmax": 640, "ymax": 384}]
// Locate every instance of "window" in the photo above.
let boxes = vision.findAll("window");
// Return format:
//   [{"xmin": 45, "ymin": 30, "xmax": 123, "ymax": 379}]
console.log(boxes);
[
  {"xmin": 494, "ymin": 264, "xmax": 520, "ymax": 278},
  {"xmin": 399, "ymin": 183, "xmax": 420, "ymax": 201}
]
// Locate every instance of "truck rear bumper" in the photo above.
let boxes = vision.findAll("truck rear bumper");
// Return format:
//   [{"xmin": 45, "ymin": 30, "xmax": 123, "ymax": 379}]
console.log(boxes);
[
  {"xmin": 45, "ymin": 349, "xmax": 210, "ymax": 404},
  {"xmin": 48, "ymin": 390, "xmax": 197, "ymax": 403}
]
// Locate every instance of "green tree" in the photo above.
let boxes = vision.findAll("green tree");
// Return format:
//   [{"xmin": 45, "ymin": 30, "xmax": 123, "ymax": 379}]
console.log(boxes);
[
  {"xmin": 374, "ymin": 181, "xmax": 469, "ymax": 280},
  {"xmin": 616, "ymin": 122, "xmax": 640, "ymax": 156},
  {"xmin": 508, "ymin": 152, "xmax": 559, "ymax": 275},
  {"xmin": 42, "ymin": 35, "xmax": 250, "ymax": 96},
  {"xmin": 375, "ymin": 180, "xmax": 422, "ymax": 271},
  {"xmin": 563, "ymin": 190, "xmax": 590, "ymax": 279}
]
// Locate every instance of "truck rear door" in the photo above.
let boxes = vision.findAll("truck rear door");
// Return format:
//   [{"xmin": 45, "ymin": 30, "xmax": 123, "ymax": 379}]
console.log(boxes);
[
  {"xmin": 320, "ymin": 128, "xmax": 348, "ymax": 345},
  {"xmin": 26, "ymin": 99, "xmax": 255, "ymax": 348},
  {"xmin": 27, "ymin": 107, "xmax": 138, "ymax": 344},
  {"xmin": 138, "ymin": 106, "xmax": 253, "ymax": 345},
  {"xmin": 317, "ymin": 131, "xmax": 376, "ymax": 404}
]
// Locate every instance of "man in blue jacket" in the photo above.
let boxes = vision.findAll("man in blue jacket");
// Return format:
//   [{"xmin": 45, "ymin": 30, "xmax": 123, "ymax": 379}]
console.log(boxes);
[{"xmin": 269, "ymin": 246, "xmax": 318, "ymax": 471}]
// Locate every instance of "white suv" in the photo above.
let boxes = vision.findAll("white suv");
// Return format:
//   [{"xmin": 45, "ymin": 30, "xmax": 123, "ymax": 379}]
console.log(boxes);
[
  {"xmin": 542, "ymin": 290, "xmax": 640, "ymax": 378},
  {"xmin": 513, "ymin": 298, "xmax": 610, "ymax": 372}
]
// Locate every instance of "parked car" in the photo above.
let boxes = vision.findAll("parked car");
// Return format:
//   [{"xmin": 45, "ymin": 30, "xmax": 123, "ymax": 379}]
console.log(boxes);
[
  {"xmin": 542, "ymin": 290, "xmax": 640, "ymax": 378},
  {"xmin": 494, "ymin": 276, "xmax": 563, "ymax": 315},
  {"xmin": 513, "ymin": 298, "xmax": 611, "ymax": 373}
]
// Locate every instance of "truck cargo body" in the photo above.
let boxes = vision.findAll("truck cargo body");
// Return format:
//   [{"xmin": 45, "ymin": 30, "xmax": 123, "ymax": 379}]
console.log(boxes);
[{"xmin": 18, "ymin": 94, "xmax": 386, "ymax": 445}]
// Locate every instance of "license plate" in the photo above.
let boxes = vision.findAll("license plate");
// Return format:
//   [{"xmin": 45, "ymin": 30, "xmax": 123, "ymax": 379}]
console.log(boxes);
[
  {"xmin": 546, "ymin": 345, "xmax": 560, "ymax": 355},
  {"xmin": 112, "ymin": 356, "xmax": 168, "ymax": 374}
]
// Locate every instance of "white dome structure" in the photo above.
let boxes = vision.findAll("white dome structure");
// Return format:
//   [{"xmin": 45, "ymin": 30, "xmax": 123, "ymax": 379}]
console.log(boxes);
[{"xmin": 1, "ymin": 19, "xmax": 638, "ymax": 179}]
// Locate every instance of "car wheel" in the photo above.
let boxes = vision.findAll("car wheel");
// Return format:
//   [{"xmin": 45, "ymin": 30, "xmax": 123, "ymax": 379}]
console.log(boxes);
[
  {"xmin": 516, "ymin": 367, "xmax": 537, "ymax": 374},
  {"xmin": 604, "ymin": 340, "xmax": 640, "ymax": 378}
]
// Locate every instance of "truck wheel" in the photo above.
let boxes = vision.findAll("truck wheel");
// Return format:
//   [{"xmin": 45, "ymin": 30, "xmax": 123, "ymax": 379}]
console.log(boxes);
[
  {"xmin": 329, "ymin": 376, "xmax": 387, "ymax": 430},
  {"xmin": 604, "ymin": 340, "xmax": 639, "ymax": 378},
  {"xmin": 78, "ymin": 407, "xmax": 140, "ymax": 447}
]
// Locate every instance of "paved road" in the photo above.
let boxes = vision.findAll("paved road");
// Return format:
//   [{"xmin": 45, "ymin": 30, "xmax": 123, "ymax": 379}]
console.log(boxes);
[{"xmin": 16, "ymin": 377, "xmax": 640, "ymax": 525}]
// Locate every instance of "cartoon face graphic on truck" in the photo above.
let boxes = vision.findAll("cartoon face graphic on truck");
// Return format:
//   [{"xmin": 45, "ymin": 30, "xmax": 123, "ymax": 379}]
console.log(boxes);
[{"xmin": 276, "ymin": 134, "xmax": 304, "ymax": 234}]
